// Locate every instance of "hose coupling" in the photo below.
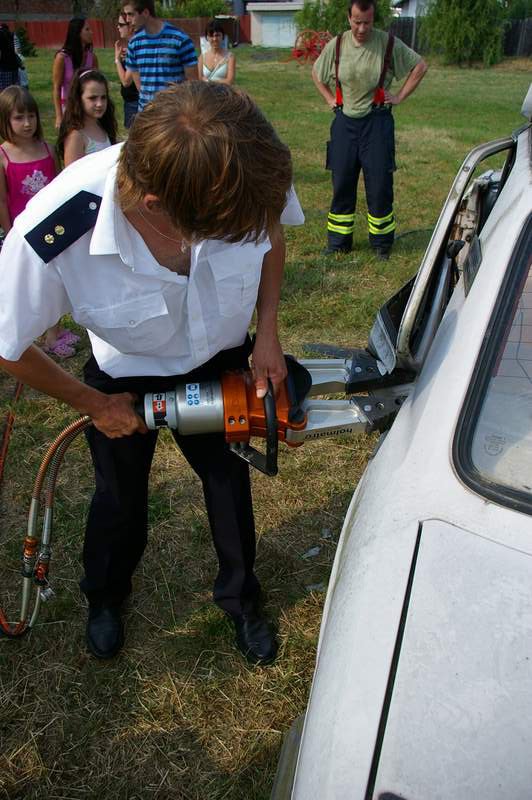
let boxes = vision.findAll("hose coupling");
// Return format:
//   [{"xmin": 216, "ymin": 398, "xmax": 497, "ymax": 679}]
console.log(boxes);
[
  {"xmin": 21, "ymin": 536, "xmax": 38, "ymax": 578},
  {"xmin": 40, "ymin": 586, "xmax": 55, "ymax": 602},
  {"xmin": 34, "ymin": 550, "xmax": 50, "ymax": 586}
]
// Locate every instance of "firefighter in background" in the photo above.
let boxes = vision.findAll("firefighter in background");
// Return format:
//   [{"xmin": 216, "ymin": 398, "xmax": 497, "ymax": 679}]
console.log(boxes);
[{"xmin": 312, "ymin": 0, "xmax": 427, "ymax": 258}]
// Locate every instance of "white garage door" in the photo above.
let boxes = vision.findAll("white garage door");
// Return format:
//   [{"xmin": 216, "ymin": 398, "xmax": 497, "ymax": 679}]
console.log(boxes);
[{"xmin": 260, "ymin": 12, "xmax": 296, "ymax": 47}]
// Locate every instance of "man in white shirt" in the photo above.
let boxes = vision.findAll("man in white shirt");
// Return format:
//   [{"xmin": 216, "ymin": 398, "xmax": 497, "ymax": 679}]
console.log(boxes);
[{"xmin": 0, "ymin": 83, "xmax": 304, "ymax": 663}]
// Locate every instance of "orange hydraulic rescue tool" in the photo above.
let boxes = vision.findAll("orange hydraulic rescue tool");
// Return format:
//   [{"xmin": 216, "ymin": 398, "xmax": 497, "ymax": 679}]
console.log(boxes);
[
  {"xmin": 221, "ymin": 370, "xmax": 306, "ymax": 446},
  {"xmin": 140, "ymin": 355, "xmax": 313, "ymax": 476}
]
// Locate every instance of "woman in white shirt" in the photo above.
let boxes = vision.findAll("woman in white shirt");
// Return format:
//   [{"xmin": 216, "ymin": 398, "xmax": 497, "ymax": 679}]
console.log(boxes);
[{"xmin": 198, "ymin": 20, "xmax": 235, "ymax": 85}]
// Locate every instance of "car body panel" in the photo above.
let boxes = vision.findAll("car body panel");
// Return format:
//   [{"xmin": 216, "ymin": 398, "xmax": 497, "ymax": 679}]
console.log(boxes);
[{"xmin": 374, "ymin": 519, "xmax": 532, "ymax": 800}]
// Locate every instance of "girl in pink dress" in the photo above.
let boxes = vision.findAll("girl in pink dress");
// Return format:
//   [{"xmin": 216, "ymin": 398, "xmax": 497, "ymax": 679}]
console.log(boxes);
[{"xmin": 0, "ymin": 86, "xmax": 78, "ymax": 357}]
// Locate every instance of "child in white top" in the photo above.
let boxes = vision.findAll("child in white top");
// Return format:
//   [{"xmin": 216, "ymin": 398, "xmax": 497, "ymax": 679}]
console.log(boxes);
[{"xmin": 57, "ymin": 69, "xmax": 117, "ymax": 166}]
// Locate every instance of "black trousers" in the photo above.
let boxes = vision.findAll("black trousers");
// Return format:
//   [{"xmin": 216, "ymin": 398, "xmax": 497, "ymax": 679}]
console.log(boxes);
[
  {"xmin": 80, "ymin": 339, "xmax": 260, "ymax": 616},
  {"xmin": 326, "ymin": 107, "xmax": 396, "ymax": 252}
]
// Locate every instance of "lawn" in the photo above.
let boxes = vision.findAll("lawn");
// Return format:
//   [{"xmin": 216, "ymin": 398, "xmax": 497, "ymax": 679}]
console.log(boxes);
[{"xmin": 0, "ymin": 45, "xmax": 530, "ymax": 800}]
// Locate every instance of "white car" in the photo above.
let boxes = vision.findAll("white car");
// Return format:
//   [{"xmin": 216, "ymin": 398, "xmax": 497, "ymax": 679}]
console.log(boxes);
[{"xmin": 271, "ymin": 86, "xmax": 532, "ymax": 800}]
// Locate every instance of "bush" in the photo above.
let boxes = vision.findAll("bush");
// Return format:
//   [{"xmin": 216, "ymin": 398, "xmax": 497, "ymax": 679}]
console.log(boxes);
[
  {"xmin": 420, "ymin": 0, "xmax": 505, "ymax": 66},
  {"xmin": 15, "ymin": 26, "xmax": 37, "ymax": 57},
  {"xmin": 156, "ymin": 0, "xmax": 227, "ymax": 18},
  {"xmin": 295, "ymin": 0, "xmax": 392, "ymax": 37}
]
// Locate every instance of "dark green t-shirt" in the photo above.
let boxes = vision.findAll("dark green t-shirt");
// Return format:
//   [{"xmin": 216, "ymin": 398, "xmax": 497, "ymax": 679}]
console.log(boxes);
[{"xmin": 314, "ymin": 28, "xmax": 421, "ymax": 118}]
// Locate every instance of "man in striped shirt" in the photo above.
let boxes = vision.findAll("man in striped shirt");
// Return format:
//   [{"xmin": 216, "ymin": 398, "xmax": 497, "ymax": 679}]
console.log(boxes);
[{"xmin": 124, "ymin": 0, "xmax": 197, "ymax": 111}]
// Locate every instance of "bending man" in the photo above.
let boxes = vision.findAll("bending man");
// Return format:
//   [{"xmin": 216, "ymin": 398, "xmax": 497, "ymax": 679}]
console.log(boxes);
[{"xmin": 0, "ymin": 83, "xmax": 303, "ymax": 664}]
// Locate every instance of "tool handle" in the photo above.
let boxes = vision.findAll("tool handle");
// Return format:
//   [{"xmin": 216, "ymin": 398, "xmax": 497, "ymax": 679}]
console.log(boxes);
[
  {"xmin": 263, "ymin": 383, "xmax": 279, "ymax": 475},
  {"xmin": 229, "ymin": 380, "xmax": 278, "ymax": 476}
]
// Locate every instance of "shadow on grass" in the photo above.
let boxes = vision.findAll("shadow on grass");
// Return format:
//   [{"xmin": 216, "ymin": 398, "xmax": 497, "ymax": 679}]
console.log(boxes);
[{"xmin": 394, "ymin": 227, "xmax": 433, "ymax": 253}]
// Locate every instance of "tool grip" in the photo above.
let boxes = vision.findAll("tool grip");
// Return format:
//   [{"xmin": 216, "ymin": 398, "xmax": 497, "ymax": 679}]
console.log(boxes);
[
  {"xmin": 263, "ymin": 383, "xmax": 279, "ymax": 475},
  {"xmin": 229, "ymin": 380, "xmax": 279, "ymax": 476}
]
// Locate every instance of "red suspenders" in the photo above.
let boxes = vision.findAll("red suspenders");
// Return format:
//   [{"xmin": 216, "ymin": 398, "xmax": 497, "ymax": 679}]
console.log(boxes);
[
  {"xmin": 334, "ymin": 31, "xmax": 395, "ymax": 110},
  {"xmin": 334, "ymin": 35, "xmax": 343, "ymax": 108}
]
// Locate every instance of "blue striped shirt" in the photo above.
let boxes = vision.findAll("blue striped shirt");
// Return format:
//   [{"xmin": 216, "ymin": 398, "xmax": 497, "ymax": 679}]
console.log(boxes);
[{"xmin": 126, "ymin": 22, "xmax": 197, "ymax": 111}]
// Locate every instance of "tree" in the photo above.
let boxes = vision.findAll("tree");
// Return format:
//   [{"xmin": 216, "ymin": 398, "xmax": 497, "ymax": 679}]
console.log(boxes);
[
  {"xmin": 155, "ymin": 0, "xmax": 226, "ymax": 18},
  {"xmin": 295, "ymin": 0, "xmax": 392, "ymax": 38},
  {"xmin": 502, "ymin": 0, "xmax": 532, "ymax": 20},
  {"xmin": 420, "ymin": 0, "xmax": 506, "ymax": 66}
]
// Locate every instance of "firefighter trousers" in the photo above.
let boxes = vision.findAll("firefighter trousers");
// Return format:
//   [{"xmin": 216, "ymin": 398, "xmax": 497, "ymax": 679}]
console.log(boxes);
[{"xmin": 326, "ymin": 107, "xmax": 396, "ymax": 252}]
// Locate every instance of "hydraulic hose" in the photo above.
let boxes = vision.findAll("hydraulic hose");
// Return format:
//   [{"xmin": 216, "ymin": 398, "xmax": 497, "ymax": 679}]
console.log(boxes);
[{"xmin": 0, "ymin": 415, "xmax": 91, "ymax": 638}]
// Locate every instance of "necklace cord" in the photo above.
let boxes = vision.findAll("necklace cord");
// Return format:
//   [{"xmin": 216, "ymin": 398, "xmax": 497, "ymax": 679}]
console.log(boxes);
[{"xmin": 136, "ymin": 206, "xmax": 189, "ymax": 252}]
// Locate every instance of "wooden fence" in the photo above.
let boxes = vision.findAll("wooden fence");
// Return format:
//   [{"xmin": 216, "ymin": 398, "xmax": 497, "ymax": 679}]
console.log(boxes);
[
  {"xmin": 391, "ymin": 15, "xmax": 532, "ymax": 57},
  {"xmin": 1, "ymin": 15, "xmax": 250, "ymax": 49}
]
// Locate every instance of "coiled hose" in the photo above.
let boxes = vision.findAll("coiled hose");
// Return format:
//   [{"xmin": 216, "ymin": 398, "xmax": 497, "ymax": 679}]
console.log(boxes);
[{"xmin": 0, "ymin": 415, "xmax": 91, "ymax": 638}]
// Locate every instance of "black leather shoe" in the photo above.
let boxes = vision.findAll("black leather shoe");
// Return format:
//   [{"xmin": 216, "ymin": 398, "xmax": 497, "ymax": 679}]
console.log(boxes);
[
  {"xmin": 229, "ymin": 611, "xmax": 278, "ymax": 665},
  {"xmin": 86, "ymin": 605, "xmax": 124, "ymax": 659}
]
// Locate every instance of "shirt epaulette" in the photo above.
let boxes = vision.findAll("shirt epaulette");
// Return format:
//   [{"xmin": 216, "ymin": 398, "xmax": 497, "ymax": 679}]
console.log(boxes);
[{"xmin": 24, "ymin": 191, "xmax": 102, "ymax": 264}]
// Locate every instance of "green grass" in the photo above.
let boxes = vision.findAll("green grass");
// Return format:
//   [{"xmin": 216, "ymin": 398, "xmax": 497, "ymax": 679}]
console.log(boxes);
[{"xmin": 0, "ymin": 46, "xmax": 530, "ymax": 799}]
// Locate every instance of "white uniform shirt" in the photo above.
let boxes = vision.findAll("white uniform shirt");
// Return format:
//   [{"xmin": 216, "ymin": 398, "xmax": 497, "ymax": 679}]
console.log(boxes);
[{"xmin": 0, "ymin": 144, "xmax": 304, "ymax": 377}]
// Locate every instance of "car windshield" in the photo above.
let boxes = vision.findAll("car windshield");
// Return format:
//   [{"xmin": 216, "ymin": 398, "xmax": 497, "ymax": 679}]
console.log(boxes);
[{"xmin": 459, "ymin": 216, "xmax": 532, "ymax": 511}]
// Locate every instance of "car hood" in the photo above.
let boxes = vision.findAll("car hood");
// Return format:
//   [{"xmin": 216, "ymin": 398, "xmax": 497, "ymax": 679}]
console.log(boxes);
[
  {"xmin": 371, "ymin": 518, "xmax": 532, "ymax": 800},
  {"xmin": 293, "ymin": 519, "xmax": 532, "ymax": 800}
]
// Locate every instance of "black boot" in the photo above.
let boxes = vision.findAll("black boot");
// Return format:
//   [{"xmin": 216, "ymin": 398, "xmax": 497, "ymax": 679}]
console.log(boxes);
[
  {"xmin": 374, "ymin": 246, "xmax": 391, "ymax": 261},
  {"xmin": 86, "ymin": 605, "xmax": 124, "ymax": 659},
  {"xmin": 322, "ymin": 244, "xmax": 352, "ymax": 256}
]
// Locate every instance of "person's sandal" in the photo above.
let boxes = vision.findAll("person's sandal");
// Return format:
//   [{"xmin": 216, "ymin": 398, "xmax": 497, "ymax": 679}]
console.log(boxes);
[
  {"xmin": 42, "ymin": 340, "xmax": 75, "ymax": 359},
  {"xmin": 57, "ymin": 329, "xmax": 81, "ymax": 346}
]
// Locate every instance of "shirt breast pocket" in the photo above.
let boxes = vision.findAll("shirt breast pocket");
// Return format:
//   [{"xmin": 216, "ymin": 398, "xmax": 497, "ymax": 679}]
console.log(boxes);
[
  {"xmin": 75, "ymin": 293, "xmax": 179, "ymax": 355},
  {"xmin": 211, "ymin": 254, "xmax": 261, "ymax": 318}
]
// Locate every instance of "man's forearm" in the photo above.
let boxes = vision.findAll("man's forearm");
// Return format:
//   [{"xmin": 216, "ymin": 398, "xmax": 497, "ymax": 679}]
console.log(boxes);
[
  {"xmin": 397, "ymin": 59, "xmax": 428, "ymax": 103},
  {"xmin": 0, "ymin": 345, "xmax": 147, "ymax": 438},
  {"xmin": 255, "ymin": 225, "xmax": 285, "ymax": 336},
  {"xmin": 0, "ymin": 345, "xmax": 105, "ymax": 417},
  {"xmin": 250, "ymin": 225, "xmax": 287, "ymax": 396},
  {"xmin": 312, "ymin": 67, "xmax": 336, "ymax": 109}
]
